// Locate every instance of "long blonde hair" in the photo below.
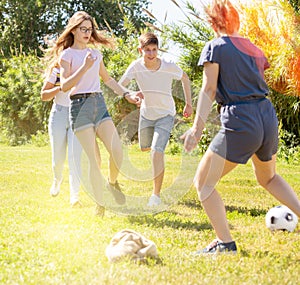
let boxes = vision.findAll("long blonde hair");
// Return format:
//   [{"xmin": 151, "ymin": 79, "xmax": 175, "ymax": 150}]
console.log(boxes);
[{"xmin": 43, "ymin": 11, "xmax": 114, "ymax": 78}]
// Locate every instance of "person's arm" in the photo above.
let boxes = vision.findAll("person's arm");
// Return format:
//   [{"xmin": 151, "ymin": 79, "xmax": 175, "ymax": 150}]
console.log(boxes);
[
  {"xmin": 180, "ymin": 62, "xmax": 219, "ymax": 152},
  {"xmin": 60, "ymin": 51, "xmax": 96, "ymax": 92},
  {"xmin": 181, "ymin": 71, "xmax": 193, "ymax": 118},
  {"xmin": 100, "ymin": 60, "xmax": 143, "ymax": 105},
  {"xmin": 41, "ymin": 81, "xmax": 60, "ymax": 101}
]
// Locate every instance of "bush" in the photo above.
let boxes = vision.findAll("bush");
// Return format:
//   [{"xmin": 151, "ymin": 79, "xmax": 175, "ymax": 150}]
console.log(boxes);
[
  {"xmin": 277, "ymin": 127, "xmax": 300, "ymax": 163},
  {"xmin": 30, "ymin": 130, "xmax": 49, "ymax": 147},
  {"xmin": 269, "ymin": 90, "xmax": 300, "ymax": 143},
  {"xmin": 0, "ymin": 53, "xmax": 49, "ymax": 145}
]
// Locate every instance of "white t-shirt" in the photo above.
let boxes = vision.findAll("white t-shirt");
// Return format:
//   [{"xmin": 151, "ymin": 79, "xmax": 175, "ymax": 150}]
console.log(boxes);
[
  {"xmin": 47, "ymin": 67, "xmax": 70, "ymax": 107},
  {"xmin": 60, "ymin": 47, "xmax": 103, "ymax": 96},
  {"xmin": 121, "ymin": 58, "xmax": 183, "ymax": 120}
]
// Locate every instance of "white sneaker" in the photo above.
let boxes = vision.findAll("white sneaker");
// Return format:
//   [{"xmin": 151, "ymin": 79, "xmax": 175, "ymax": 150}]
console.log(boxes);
[
  {"xmin": 50, "ymin": 179, "xmax": 62, "ymax": 197},
  {"xmin": 147, "ymin": 194, "xmax": 161, "ymax": 206},
  {"xmin": 71, "ymin": 200, "xmax": 82, "ymax": 208}
]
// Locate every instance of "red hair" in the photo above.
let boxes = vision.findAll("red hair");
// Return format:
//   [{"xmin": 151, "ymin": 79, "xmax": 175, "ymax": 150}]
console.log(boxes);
[{"xmin": 205, "ymin": 0, "xmax": 240, "ymax": 35}]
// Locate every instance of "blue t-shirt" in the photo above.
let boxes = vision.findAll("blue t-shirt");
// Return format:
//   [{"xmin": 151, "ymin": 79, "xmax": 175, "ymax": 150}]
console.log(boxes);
[{"xmin": 198, "ymin": 36, "xmax": 270, "ymax": 105}]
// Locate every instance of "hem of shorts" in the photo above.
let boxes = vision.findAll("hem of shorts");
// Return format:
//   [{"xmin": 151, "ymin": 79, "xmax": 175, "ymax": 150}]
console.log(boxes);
[
  {"xmin": 74, "ymin": 123, "xmax": 95, "ymax": 133},
  {"xmin": 150, "ymin": 147, "xmax": 166, "ymax": 153},
  {"xmin": 73, "ymin": 117, "xmax": 112, "ymax": 133},
  {"xmin": 95, "ymin": 117, "xmax": 112, "ymax": 129},
  {"xmin": 209, "ymin": 145, "xmax": 248, "ymax": 164}
]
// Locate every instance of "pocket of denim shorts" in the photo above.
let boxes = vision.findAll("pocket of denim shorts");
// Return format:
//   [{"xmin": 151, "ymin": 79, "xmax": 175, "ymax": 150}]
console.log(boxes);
[
  {"xmin": 70, "ymin": 98, "xmax": 85, "ymax": 119},
  {"xmin": 71, "ymin": 98, "xmax": 85, "ymax": 106}
]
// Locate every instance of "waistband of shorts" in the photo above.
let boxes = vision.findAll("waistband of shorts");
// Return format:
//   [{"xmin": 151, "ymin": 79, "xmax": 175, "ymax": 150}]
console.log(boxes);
[
  {"xmin": 220, "ymin": 97, "xmax": 266, "ymax": 107},
  {"xmin": 70, "ymin": 92, "xmax": 101, "ymax": 100}
]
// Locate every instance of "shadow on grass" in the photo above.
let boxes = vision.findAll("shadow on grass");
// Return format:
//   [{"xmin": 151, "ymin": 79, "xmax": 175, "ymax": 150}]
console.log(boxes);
[
  {"xmin": 127, "ymin": 212, "xmax": 212, "ymax": 231},
  {"xmin": 178, "ymin": 199, "xmax": 267, "ymax": 217},
  {"xmin": 225, "ymin": 205, "xmax": 267, "ymax": 217}
]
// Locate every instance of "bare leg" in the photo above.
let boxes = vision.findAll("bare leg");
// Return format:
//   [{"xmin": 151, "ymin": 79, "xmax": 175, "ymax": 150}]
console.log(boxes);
[
  {"xmin": 194, "ymin": 149, "xmax": 238, "ymax": 243},
  {"xmin": 75, "ymin": 127, "xmax": 104, "ymax": 205},
  {"xmin": 96, "ymin": 120, "xmax": 123, "ymax": 184},
  {"xmin": 252, "ymin": 154, "xmax": 300, "ymax": 217},
  {"xmin": 151, "ymin": 150, "xmax": 164, "ymax": 196}
]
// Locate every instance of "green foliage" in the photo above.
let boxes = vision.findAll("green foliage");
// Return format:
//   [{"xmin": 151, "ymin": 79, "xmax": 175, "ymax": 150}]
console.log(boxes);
[
  {"xmin": 67, "ymin": 0, "xmax": 152, "ymax": 37},
  {"xmin": 101, "ymin": 30, "xmax": 140, "ymax": 125},
  {"xmin": 269, "ymin": 90, "xmax": 300, "ymax": 141},
  {"xmin": 277, "ymin": 127, "xmax": 300, "ymax": 163},
  {"xmin": 0, "ymin": 53, "xmax": 49, "ymax": 145},
  {"xmin": 288, "ymin": 0, "xmax": 300, "ymax": 13},
  {"xmin": 0, "ymin": 0, "xmax": 152, "ymax": 58},
  {"xmin": 30, "ymin": 130, "xmax": 49, "ymax": 147},
  {"xmin": 0, "ymin": 0, "xmax": 69, "ymax": 57}
]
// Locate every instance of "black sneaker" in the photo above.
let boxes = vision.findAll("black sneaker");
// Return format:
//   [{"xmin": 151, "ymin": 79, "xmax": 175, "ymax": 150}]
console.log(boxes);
[
  {"xmin": 107, "ymin": 180, "xmax": 126, "ymax": 205},
  {"xmin": 193, "ymin": 239, "xmax": 237, "ymax": 255}
]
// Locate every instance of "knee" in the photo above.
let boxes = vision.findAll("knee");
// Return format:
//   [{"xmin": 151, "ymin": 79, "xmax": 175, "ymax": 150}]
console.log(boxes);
[
  {"xmin": 193, "ymin": 179, "xmax": 215, "ymax": 202},
  {"xmin": 256, "ymin": 173, "xmax": 277, "ymax": 189}
]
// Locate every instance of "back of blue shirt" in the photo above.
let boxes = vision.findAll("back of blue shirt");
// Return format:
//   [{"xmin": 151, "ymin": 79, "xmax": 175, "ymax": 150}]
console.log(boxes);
[{"xmin": 198, "ymin": 36, "xmax": 270, "ymax": 105}]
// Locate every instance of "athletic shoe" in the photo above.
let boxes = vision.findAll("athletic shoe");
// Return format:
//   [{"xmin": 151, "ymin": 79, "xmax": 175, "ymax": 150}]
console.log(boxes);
[
  {"xmin": 95, "ymin": 204, "xmax": 105, "ymax": 217},
  {"xmin": 107, "ymin": 180, "xmax": 126, "ymax": 205},
  {"xmin": 147, "ymin": 194, "xmax": 161, "ymax": 206},
  {"xmin": 192, "ymin": 239, "xmax": 237, "ymax": 255},
  {"xmin": 50, "ymin": 179, "xmax": 62, "ymax": 197}
]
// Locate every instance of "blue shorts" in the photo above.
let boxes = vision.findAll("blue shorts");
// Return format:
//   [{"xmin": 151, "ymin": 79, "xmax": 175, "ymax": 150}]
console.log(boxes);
[
  {"xmin": 139, "ymin": 115, "xmax": 175, "ymax": 153},
  {"xmin": 210, "ymin": 98, "xmax": 278, "ymax": 164},
  {"xmin": 69, "ymin": 92, "xmax": 111, "ymax": 132}
]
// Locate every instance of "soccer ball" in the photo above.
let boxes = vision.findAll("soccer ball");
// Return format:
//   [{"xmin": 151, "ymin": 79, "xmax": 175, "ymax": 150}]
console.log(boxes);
[{"xmin": 265, "ymin": 205, "xmax": 298, "ymax": 232}]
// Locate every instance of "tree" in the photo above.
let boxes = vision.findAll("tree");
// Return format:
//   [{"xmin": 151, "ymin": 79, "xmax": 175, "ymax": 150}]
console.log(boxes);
[
  {"xmin": 239, "ymin": 0, "xmax": 300, "ymax": 140},
  {"xmin": 0, "ymin": 0, "xmax": 152, "ymax": 57},
  {"xmin": 67, "ymin": 0, "xmax": 152, "ymax": 37},
  {"xmin": 288, "ymin": 0, "xmax": 300, "ymax": 14},
  {"xmin": 0, "ymin": 0, "xmax": 68, "ymax": 57}
]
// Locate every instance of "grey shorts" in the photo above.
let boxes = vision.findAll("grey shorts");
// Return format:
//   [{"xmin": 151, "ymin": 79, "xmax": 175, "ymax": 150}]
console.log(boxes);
[
  {"xmin": 210, "ymin": 98, "xmax": 278, "ymax": 164},
  {"xmin": 139, "ymin": 115, "xmax": 175, "ymax": 153},
  {"xmin": 69, "ymin": 92, "xmax": 111, "ymax": 132}
]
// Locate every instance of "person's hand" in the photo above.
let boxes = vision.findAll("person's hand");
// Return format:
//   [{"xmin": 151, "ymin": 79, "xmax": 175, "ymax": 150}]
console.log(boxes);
[
  {"xmin": 183, "ymin": 103, "xmax": 193, "ymax": 118},
  {"xmin": 180, "ymin": 128, "xmax": 202, "ymax": 153},
  {"xmin": 84, "ymin": 52, "xmax": 97, "ymax": 70},
  {"xmin": 125, "ymin": 91, "xmax": 144, "ymax": 107}
]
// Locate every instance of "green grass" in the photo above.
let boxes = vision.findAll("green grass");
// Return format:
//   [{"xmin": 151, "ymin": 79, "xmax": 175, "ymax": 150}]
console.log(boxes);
[{"xmin": 1, "ymin": 143, "xmax": 300, "ymax": 285}]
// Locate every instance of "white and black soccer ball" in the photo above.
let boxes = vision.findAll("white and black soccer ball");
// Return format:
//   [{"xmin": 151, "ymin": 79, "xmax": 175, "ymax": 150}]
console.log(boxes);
[{"xmin": 265, "ymin": 205, "xmax": 298, "ymax": 232}]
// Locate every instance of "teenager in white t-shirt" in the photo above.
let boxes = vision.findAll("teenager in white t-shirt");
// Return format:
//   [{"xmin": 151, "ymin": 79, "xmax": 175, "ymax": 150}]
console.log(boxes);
[
  {"xmin": 41, "ymin": 64, "xmax": 82, "ymax": 207},
  {"xmin": 119, "ymin": 32, "xmax": 193, "ymax": 206},
  {"xmin": 48, "ymin": 11, "xmax": 141, "ymax": 216}
]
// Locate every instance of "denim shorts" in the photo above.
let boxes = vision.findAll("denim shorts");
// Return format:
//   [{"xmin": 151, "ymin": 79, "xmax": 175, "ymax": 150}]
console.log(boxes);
[
  {"xmin": 210, "ymin": 98, "xmax": 278, "ymax": 164},
  {"xmin": 69, "ymin": 92, "xmax": 111, "ymax": 132},
  {"xmin": 139, "ymin": 115, "xmax": 175, "ymax": 152}
]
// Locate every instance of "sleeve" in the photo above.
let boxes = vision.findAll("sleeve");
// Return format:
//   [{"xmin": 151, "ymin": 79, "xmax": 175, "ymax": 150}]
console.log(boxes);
[
  {"xmin": 198, "ymin": 43, "xmax": 213, "ymax": 66},
  {"xmin": 45, "ymin": 68, "xmax": 58, "ymax": 85},
  {"xmin": 122, "ymin": 61, "xmax": 137, "ymax": 81},
  {"xmin": 60, "ymin": 49, "xmax": 72, "ymax": 64},
  {"xmin": 198, "ymin": 41, "xmax": 220, "ymax": 66},
  {"xmin": 170, "ymin": 62, "xmax": 183, "ymax": 80}
]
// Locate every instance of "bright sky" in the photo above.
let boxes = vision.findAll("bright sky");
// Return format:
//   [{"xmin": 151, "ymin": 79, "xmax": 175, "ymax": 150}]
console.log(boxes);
[
  {"xmin": 148, "ymin": 0, "xmax": 202, "ymax": 24},
  {"xmin": 147, "ymin": 0, "xmax": 204, "ymax": 61},
  {"xmin": 147, "ymin": 0, "xmax": 244, "ymax": 61}
]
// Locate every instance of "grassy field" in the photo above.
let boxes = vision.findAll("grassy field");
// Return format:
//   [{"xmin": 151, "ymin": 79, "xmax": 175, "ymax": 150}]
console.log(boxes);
[{"xmin": 0, "ymin": 143, "xmax": 300, "ymax": 285}]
